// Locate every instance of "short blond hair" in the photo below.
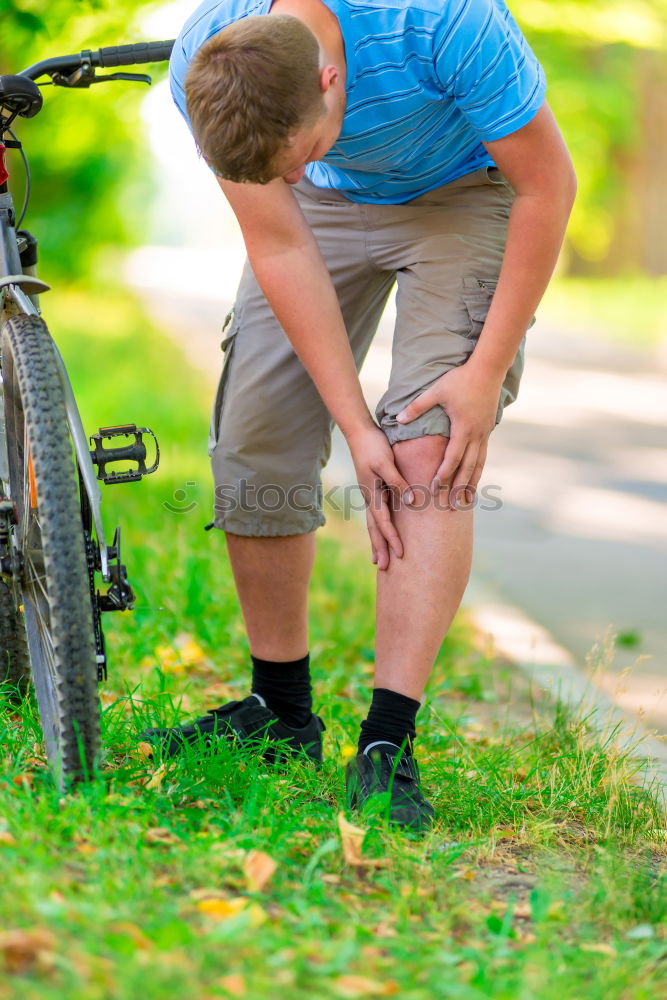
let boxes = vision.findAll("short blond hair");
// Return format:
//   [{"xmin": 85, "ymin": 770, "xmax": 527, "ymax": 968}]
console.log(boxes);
[{"xmin": 185, "ymin": 15, "xmax": 324, "ymax": 184}]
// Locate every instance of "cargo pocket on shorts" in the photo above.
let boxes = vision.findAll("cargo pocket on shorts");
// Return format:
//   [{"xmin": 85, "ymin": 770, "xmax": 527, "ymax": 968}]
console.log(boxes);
[
  {"xmin": 208, "ymin": 309, "xmax": 239, "ymax": 456},
  {"xmin": 462, "ymin": 278, "xmax": 498, "ymax": 339},
  {"xmin": 462, "ymin": 278, "xmax": 536, "ymax": 340}
]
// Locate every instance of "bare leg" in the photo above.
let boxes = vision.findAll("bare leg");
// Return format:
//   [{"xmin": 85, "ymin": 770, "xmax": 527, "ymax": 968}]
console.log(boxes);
[
  {"xmin": 374, "ymin": 436, "xmax": 473, "ymax": 700},
  {"xmin": 225, "ymin": 532, "xmax": 316, "ymax": 661}
]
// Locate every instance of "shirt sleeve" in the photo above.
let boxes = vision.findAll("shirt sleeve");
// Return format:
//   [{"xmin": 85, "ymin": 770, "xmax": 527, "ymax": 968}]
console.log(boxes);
[
  {"xmin": 433, "ymin": 0, "xmax": 546, "ymax": 142},
  {"xmin": 169, "ymin": 45, "xmax": 192, "ymax": 131}
]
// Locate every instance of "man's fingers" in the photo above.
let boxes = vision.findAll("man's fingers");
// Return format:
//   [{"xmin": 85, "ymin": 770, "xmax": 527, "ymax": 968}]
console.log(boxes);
[
  {"xmin": 432, "ymin": 432, "xmax": 467, "ymax": 492},
  {"xmin": 378, "ymin": 462, "xmax": 414, "ymax": 507},
  {"xmin": 366, "ymin": 511, "xmax": 389, "ymax": 570},
  {"xmin": 372, "ymin": 485, "xmax": 404, "ymax": 560},
  {"xmin": 449, "ymin": 443, "xmax": 481, "ymax": 509},
  {"xmin": 395, "ymin": 389, "xmax": 437, "ymax": 426}
]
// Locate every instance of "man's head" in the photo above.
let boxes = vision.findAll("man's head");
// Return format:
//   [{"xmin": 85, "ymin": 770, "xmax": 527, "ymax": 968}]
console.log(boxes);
[{"xmin": 186, "ymin": 14, "xmax": 341, "ymax": 185}]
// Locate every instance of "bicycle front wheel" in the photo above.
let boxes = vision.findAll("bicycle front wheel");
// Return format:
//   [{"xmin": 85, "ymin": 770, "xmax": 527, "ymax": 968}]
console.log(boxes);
[{"xmin": 1, "ymin": 314, "xmax": 99, "ymax": 784}]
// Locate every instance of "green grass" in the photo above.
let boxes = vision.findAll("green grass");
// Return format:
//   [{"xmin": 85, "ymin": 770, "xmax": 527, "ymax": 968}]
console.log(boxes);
[
  {"xmin": 1, "ymin": 287, "xmax": 666, "ymax": 999},
  {"xmin": 542, "ymin": 275, "xmax": 667, "ymax": 351}
]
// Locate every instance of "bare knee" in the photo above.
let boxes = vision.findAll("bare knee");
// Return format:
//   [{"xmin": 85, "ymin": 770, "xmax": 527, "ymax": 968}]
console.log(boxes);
[{"xmin": 392, "ymin": 435, "xmax": 448, "ymax": 487}]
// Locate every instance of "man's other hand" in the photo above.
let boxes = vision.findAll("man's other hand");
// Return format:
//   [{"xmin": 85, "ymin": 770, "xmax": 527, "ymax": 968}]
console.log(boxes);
[{"xmin": 346, "ymin": 424, "xmax": 414, "ymax": 570}]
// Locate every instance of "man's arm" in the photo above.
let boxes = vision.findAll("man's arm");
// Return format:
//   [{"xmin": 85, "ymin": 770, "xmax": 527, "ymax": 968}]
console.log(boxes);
[
  {"xmin": 396, "ymin": 102, "xmax": 576, "ymax": 504},
  {"xmin": 218, "ymin": 175, "xmax": 412, "ymax": 566},
  {"xmin": 472, "ymin": 101, "xmax": 577, "ymax": 376}
]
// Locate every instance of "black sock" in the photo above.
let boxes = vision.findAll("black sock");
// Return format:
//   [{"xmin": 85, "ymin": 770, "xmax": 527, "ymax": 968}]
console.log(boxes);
[
  {"xmin": 250, "ymin": 653, "xmax": 313, "ymax": 729},
  {"xmin": 358, "ymin": 687, "xmax": 420, "ymax": 756}
]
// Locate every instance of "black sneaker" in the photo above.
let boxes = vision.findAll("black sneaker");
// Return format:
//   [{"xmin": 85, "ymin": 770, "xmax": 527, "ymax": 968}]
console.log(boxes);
[
  {"xmin": 345, "ymin": 741, "xmax": 435, "ymax": 832},
  {"xmin": 140, "ymin": 693, "xmax": 325, "ymax": 765}
]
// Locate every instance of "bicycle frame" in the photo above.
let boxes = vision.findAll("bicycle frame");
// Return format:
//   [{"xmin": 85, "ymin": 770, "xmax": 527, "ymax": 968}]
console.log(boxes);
[{"xmin": 0, "ymin": 187, "xmax": 111, "ymax": 578}]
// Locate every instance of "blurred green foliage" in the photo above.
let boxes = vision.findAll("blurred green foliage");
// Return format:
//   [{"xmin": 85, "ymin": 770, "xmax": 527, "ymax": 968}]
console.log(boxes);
[
  {"xmin": 1, "ymin": 0, "xmax": 167, "ymax": 278},
  {"xmin": 515, "ymin": 0, "xmax": 667, "ymax": 274},
  {"xmin": 2, "ymin": 0, "xmax": 667, "ymax": 276}
]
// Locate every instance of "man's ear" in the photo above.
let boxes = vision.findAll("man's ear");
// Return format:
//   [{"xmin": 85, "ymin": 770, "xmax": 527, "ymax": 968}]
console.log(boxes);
[{"xmin": 319, "ymin": 64, "xmax": 339, "ymax": 92}]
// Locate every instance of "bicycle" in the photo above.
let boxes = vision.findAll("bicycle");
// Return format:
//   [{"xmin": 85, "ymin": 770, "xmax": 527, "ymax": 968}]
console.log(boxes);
[{"xmin": 0, "ymin": 39, "xmax": 175, "ymax": 786}]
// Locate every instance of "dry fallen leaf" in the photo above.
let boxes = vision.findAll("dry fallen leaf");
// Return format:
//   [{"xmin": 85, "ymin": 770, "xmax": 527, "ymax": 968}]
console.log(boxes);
[
  {"xmin": 197, "ymin": 897, "xmax": 247, "ymax": 919},
  {"xmin": 203, "ymin": 682, "xmax": 237, "ymax": 702},
  {"xmin": 372, "ymin": 922, "xmax": 397, "ymax": 938},
  {"xmin": 107, "ymin": 921, "xmax": 152, "ymax": 950},
  {"xmin": 218, "ymin": 973, "xmax": 247, "ymax": 997},
  {"xmin": 580, "ymin": 943, "xmax": 617, "ymax": 958},
  {"xmin": 11, "ymin": 773, "xmax": 33, "ymax": 788},
  {"xmin": 209, "ymin": 844, "xmax": 248, "ymax": 862},
  {"xmin": 196, "ymin": 897, "xmax": 266, "ymax": 927},
  {"xmin": 175, "ymin": 634, "xmax": 207, "ymax": 666},
  {"xmin": 244, "ymin": 850, "xmax": 277, "ymax": 892},
  {"xmin": 136, "ymin": 742, "xmax": 154, "ymax": 760},
  {"xmin": 144, "ymin": 763, "xmax": 168, "ymax": 791},
  {"xmin": 456, "ymin": 869, "xmax": 477, "ymax": 881},
  {"xmin": 333, "ymin": 974, "xmax": 399, "ymax": 997},
  {"xmin": 0, "ymin": 928, "xmax": 56, "ymax": 974},
  {"xmin": 74, "ymin": 837, "xmax": 96, "ymax": 856},
  {"xmin": 338, "ymin": 813, "xmax": 389, "ymax": 869},
  {"xmin": 144, "ymin": 827, "xmax": 181, "ymax": 846},
  {"xmin": 154, "ymin": 644, "xmax": 180, "ymax": 671},
  {"xmin": 547, "ymin": 899, "xmax": 567, "ymax": 920},
  {"xmin": 190, "ymin": 888, "xmax": 229, "ymax": 902}
]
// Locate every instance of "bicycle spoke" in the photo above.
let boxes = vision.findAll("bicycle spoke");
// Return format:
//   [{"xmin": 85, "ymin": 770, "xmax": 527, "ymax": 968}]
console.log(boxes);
[
  {"xmin": 34, "ymin": 603, "xmax": 55, "ymax": 660},
  {"xmin": 25, "ymin": 551, "xmax": 48, "ymax": 603}
]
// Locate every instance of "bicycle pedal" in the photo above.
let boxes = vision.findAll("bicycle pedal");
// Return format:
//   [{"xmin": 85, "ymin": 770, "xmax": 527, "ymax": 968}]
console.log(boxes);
[{"xmin": 89, "ymin": 424, "xmax": 159, "ymax": 485}]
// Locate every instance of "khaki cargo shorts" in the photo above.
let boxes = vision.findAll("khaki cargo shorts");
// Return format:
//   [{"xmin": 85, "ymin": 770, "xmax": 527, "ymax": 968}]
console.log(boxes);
[{"xmin": 209, "ymin": 166, "xmax": 526, "ymax": 536}]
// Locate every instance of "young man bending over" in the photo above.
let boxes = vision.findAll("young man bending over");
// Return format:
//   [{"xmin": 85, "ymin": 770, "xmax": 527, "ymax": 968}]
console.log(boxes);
[{"xmin": 143, "ymin": 0, "xmax": 576, "ymax": 831}]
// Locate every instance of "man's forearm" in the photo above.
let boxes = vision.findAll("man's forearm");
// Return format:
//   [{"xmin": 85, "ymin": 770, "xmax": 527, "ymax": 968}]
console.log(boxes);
[
  {"xmin": 249, "ymin": 242, "xmax": 374, "ymax": 439},
  {"xmin": 470, "ymin": 184, "xmax": 575, "ymax": 381}
]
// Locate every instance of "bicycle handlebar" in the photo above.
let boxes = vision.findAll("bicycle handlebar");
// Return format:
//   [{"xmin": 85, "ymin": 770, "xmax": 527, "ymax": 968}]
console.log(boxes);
[
  {"xmin": 97, "ymin": 40, "xmax": 175, "ymax": 68},
  {"xmin": 20, "ymin": 40, "xmax": 175, "ymax": 81}
]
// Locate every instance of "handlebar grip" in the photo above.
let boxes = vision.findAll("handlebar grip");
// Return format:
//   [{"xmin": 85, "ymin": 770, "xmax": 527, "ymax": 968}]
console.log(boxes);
[{"xmin": 97, "ymin": 40, "xmax": 175, "ymax": 68}]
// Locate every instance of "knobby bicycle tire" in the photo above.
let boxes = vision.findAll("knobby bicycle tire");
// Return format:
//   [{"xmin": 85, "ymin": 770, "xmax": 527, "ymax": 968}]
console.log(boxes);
[{"xmin": 1, "ymin": 314, "xmax": 99, "ymax": 784}]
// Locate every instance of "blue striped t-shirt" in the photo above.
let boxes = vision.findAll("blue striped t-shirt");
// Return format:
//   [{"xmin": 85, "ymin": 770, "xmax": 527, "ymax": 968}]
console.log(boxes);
[{"xmin": 170, "ymin": 0, "xmax": 546, "ymax": 204}]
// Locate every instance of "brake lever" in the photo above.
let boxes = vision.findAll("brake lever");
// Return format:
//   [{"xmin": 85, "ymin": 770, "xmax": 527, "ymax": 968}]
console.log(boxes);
[
  {"xmin": 50, "ymin": 65, "xmax": 152, "ymax": 88},
  {"xmin": 91, "ymin": 72, "xmax": 152, "ymax": 86}
]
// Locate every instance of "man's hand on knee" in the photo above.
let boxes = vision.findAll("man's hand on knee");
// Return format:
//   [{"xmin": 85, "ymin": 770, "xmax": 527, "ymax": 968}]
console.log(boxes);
[{"xmin": 396, "ymin": 363, "xmax": 503, "ymax": 509}]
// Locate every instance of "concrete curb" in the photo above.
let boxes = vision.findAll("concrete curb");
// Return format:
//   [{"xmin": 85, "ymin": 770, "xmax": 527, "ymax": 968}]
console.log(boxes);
[{"xmin": 465, "ymin": 577, "xmax": 667, "ymax": 805}]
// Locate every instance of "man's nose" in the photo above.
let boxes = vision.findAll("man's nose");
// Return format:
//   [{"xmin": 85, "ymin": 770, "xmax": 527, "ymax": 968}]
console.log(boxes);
[{"xmin": 283, "ymin": 165, "xmax": 306, "ymax": 185}]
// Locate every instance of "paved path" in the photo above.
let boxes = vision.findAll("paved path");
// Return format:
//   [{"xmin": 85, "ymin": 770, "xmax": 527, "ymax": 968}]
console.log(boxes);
[{"xmin": 126, "ymin": 246, "xmax": 667, "ymax": 735}]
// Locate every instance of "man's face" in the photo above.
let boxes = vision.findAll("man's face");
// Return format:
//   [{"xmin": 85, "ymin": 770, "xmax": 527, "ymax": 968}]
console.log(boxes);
[{"xmin": 271, "ymin": 94, "xmax": 342, "ymax": 185}]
